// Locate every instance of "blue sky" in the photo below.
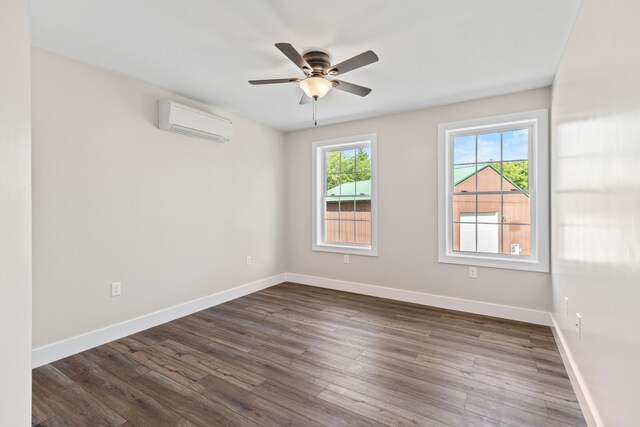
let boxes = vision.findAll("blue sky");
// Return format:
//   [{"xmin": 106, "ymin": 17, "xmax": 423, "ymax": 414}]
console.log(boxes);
[
  {"xmin": 503, "ymin": 129, "xmax": 528, "ymax": 160},
  {"xmin": 454, "ymin": 129, "xmax": 528, "ymax": 164}
]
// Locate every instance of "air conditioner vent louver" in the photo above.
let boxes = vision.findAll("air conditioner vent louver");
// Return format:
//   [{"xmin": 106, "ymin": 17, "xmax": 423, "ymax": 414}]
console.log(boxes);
[{"xmin": 158, "ymin": 99, "xmax": 232, "ymax": 143}]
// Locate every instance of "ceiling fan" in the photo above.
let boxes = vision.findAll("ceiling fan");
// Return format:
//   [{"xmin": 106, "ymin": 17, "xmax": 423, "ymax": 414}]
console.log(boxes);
[{"xmin": 249, "ymin": 43, "xmax": 379, "ymax": 125}]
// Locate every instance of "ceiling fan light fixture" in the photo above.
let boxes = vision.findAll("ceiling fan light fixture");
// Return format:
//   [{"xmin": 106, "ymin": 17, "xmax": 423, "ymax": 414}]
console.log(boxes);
[{"xmin": 300, "ymin": 77, "xmax": 332, "ymax": 99}]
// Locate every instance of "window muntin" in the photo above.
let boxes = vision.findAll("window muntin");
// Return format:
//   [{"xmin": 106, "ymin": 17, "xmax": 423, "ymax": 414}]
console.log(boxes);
[
  {"xmin": 438, "ymin": 110, "xmax": 549, "ymax": 272},
  {"xmin": 312, "ymin": 134, "xmax": 377, "ymax": 256}
]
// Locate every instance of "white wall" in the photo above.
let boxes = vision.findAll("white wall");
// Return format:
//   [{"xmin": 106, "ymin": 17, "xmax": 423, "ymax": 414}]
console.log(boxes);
[
  {"xmin": 0, "ymin": 0, "xmax": 32, "ymax": 425},
  {"xmin": 286, "ymin": 88, "xmax": 551, "ymax": 312},
  {"xmin": 32, "ymin": 48, "xmax": 286, "ymax": 349},
  {"xmin": 551, "ymin": 0, "xmax": 640, "ymax": 425}
]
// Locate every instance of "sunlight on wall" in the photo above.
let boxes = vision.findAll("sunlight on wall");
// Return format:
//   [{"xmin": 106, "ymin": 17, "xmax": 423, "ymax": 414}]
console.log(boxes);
[{"xmin": 554, "ymin": 115, "xmax": 640, "ymax": 268}]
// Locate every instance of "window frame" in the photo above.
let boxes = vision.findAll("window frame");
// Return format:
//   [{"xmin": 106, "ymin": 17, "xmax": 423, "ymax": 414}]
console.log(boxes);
[
  {"xmin": 438, "ymin": 109, "xmax": 549, "ymax": 272},
  {"xmin": 312, "ymin": 133, "xmax": 378, "ymax": 256}
]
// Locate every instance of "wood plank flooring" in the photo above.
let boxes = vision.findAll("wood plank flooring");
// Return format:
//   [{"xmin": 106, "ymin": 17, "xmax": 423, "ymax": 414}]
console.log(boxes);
[{"xmin": 32, "ymin": 282, "xmax": 587, "ymax": 427}]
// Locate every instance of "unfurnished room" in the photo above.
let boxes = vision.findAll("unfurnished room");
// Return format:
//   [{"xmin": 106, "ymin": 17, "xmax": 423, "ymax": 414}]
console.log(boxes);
[{"xmin": 1, "ymin": 0, "xmax": 639, "ymax": 426}]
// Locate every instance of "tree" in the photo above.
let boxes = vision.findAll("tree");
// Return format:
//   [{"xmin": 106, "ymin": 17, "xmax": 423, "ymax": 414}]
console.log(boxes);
[
  {"xmin": 326, "ymin": 148, "xmax": 371, "ymax": 190},
  {"xmin": 491, "ymin": 161, "xmax": 529, "ymax": 190}
]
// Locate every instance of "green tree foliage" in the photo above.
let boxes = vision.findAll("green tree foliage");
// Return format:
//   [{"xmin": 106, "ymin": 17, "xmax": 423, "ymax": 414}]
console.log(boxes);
[
  {"xmin": 491, "ymin": 161, "xmax": 529, "ymax": 190},
  {"xmin": 326, "ymin": 148, "xmax": 371, "ymax": 190}
]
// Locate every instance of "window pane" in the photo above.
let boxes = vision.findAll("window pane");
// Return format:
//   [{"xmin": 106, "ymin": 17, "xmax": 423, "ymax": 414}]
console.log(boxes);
[
  {"xmin": 454, "ymin": 135, "xmax": 475, "ymax": 164},
  {"xmin": 501, "ymin": 160, "xmax": 528, "ymax": 191},
  {"xmin": 339, "ymin": 198, "xmax": 356, "ymax": 220},
  {"xmin": 477, "ymin": 223, "xmax": 500, "ymax": 254},
  {"xmin": 477, "ymin": 132, "xmax": 501, "ymax": 163},
  {"xmin": 326, "ymin": 150, "xmax": 341, "ymax": 174},
  {"xmin": 453, "ymin": 222, "xmax": 476, "ymax": 252},
  {"xmin": 355, "ymin": 198, "xmax": 371, "ymax": 221},
  {"xmin": 454, "ymin": 164, "xmax": 476, "ymax": 192},
  {"xmin": 340, "ymin": 173, "xmax": 355, "ymax": 194},
  {"xmin": 452, "ymin": 194, "xmax": 476, "ymax": 222},
  {"xmin": 339, "ymin": 220, "xmax": 356, "ymax": 244},
  {"xmin": 341, "ymin": 149, "xmax": 356, "ymax": 174},
  {"xmin": 355, "ymin": 169, "xmax": 371, "ymax": 184},
  {"xmin": 325, "ymin": 200, "xmax": 339, "ymax": 220},
  {"xmin": 477, "ymin": 194, "xmax": 501, "ymax": 223},
  {"xmin": 502, "ymin": 224, "xmax": 530, "ymax": 256},
  {"xmin": 503, "ymin": 129, "xmax": 528, "ymax": 161},
  {"xmin": 326, "ymin": 174, "xmax": 341, "ymax": 195},
  {"xmin": 477, "ymin": 163, "xmax": 502, "ymax": 192},
  {"xmin": 356, "ymin": 147, "xmax": 371, "ymax": 171},
  {"xmin": 324, "ymin": 220, "xmax": 340, "ymax": 243},
  {"xmin": 354, "ymin": 179, "xmax": 371, "ymax": 196},
  {"xmin": 356, "ymin": 220, "xmax": 371, "ymax": 245},
  {"xmin": 503, "ymin": 192, "xmax": 530, "ymax": 224}
]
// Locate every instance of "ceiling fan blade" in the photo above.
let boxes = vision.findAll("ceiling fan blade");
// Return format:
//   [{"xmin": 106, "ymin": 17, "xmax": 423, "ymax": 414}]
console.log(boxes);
[
  {"xmin": 333, "ymin": 80, "xmax": 372, "ymax": 97},
  {"xmin": 329, "ymin": 50, "xmax": 379, "ymax": 76},
  {"xmin": 248, "ymin": 78, "xmax": 301, "ymax": 85},
  {"xmin": 299, "ymin": 94, "xmax": 312, "ymax": 104},
  {"xmin": 275, "ymin": 43, "xmax": 312, "ymax": 73}
]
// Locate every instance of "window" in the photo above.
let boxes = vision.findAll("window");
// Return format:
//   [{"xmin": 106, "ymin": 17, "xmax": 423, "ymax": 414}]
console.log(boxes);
[
  {"xmin": 438, "ymin": 110, "xmax": 549, "ymax": 272},
  {"xmin": 312, "ymin": 134, "xmax": 377, "ymax": 256}
]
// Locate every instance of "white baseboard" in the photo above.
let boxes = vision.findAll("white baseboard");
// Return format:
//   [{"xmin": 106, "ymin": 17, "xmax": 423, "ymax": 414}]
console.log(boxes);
[
  {"xmin": 285, "ymin": 272, "xmax": 551, "ymax": 326},
  {"xmin": 32, "ymin": 271, "xmax": 551, "ymax": 368},
  {"xmin": 550, "ymin": 315, "xmax": 603, "ymax": 427},
  {"xmin": 31, "ymin": 273, "xmax": 286, "ymax": 368}
]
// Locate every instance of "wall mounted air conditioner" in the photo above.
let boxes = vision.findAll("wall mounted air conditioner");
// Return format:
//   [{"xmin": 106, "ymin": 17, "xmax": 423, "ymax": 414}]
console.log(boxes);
[{"xmin": 158, "ymin": 99, "xmax": 232, "ymax": 143}]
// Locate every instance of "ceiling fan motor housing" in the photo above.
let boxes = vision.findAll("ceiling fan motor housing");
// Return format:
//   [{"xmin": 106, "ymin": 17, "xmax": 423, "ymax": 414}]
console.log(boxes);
[{"xmin": 303, "ymin": 51, "xmax": 332, "ymax": 75}]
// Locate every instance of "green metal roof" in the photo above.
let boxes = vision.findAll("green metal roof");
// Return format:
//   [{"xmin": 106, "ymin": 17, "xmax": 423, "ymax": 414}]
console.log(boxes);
[
  {"xmin": 454, "ymin": 164, "xmax": 524, "ymax": 191},
  {"xmin": 325, "ymin": 167, "xmax": 525, "ymax": 202},
  {"xmin": 455, "ymin": 164, "xmax": 491, "ymax": 185},
  {"xmin": 326, "ymin": 180, "xmax": 371, "ymax": 202}
]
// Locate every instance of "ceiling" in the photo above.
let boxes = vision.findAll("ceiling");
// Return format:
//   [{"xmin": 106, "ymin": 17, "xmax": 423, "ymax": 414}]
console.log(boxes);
[{"xmin": 30, "ymin": 0, "xmax": 582, "ymax": 132}]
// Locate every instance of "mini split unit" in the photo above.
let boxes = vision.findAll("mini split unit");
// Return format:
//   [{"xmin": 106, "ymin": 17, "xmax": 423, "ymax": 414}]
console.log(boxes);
[{"xmin": 158, "ymin": 99, "xmax": 233, "ymax": 143}]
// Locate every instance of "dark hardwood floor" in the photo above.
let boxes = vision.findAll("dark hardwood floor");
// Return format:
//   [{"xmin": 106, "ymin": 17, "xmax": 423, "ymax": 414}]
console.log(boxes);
[{"xmin": 32, "ymin": 282, "xmax": 586, "ymax": 426}]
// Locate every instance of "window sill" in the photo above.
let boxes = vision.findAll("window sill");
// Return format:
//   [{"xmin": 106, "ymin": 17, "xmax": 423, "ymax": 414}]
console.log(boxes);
[
  {"xmin": 313, "ymin": 243, "xmax": 378, "ymax": 257},
  {"xmin": 439, "ymin": 252, "xmax": 549, "ymax": 273}
]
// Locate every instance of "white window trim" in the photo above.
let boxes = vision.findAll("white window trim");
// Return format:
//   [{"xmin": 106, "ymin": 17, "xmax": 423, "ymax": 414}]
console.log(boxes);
[
  {"xmin": 312, "ymin": 133, "xmax": 378, "ymax": 257},
  {"xmin": 437, "ymin": 109, "xmax": 549, "ymax": 272}
]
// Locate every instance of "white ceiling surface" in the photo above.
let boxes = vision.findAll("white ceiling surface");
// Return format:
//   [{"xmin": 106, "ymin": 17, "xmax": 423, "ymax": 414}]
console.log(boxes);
[{"xmin": 30, "ymin": 0, "xmax": 581, "ymax": 131}]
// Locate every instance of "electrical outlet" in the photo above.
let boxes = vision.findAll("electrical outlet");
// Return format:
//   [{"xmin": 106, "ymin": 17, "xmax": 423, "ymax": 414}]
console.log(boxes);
[
  {"xmin": 564, "ymin": 297, "xmax": 569, "ymax": 315},
  {"xmin": 576, "ymin": 313, "xmax": 582, "ymax": 338},
  {"xmin": 344, "ymin": 255, "xmax": 350, "ymax": 264},
  {"xmin": 469, "ymin": 267, "xmax": 477, "ymax": 278},
  {"xmin": 246, "ymin": 255, "xmax": 252, "ymax": 265},
  {"xmin": 110, "ymin": 282, "xmax": 122, "ymax": 297}
]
